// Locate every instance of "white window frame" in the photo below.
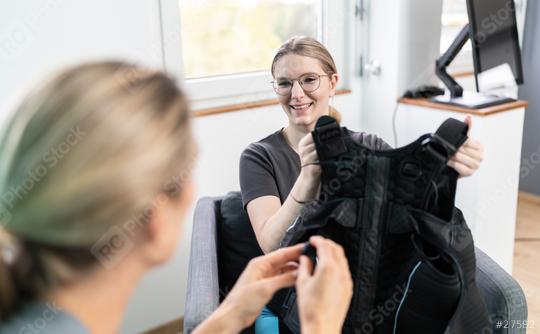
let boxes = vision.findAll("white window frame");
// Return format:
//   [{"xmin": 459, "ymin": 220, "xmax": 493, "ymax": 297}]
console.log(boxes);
[{"xmin": 158, "ymin": 0, "xmax": 350, "ymax": 110}]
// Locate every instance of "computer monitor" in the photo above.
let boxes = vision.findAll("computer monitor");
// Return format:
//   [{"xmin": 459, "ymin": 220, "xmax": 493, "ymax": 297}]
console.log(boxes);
[
  {"xmin": 432, "ymin": 0, "xmax": 524, "ymax": 109},
  {"xmin": 469, "ymin": 0, "xmax": 524, "ymax": 90}
]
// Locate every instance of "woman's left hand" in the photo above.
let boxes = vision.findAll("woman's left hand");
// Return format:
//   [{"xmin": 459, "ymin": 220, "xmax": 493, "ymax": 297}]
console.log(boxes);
[{"xmin": 447, "ymin": 114, "xmax": 484, "ymax": 177}]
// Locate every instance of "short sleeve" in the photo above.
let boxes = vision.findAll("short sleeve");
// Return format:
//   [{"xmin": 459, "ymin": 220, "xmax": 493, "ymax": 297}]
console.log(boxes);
[
  {"xmin": 350, "ymin": 132, "xmax": 393, "ymax": 150},
  {"xmin": 239, "ymin": 143, "xmax": 280, "ymax": 209}
]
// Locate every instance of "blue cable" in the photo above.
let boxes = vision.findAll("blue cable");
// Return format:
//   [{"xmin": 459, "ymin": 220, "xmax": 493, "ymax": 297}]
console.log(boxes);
[{"xmin": 393, "ymin": 261, "xmax": 423, "ymax": 334}]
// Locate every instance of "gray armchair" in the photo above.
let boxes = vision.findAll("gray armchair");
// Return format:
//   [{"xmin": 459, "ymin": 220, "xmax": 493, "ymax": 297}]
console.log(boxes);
[{"xmin": 184, "ymin": 193, "xmax": 528, "ymax": 334}]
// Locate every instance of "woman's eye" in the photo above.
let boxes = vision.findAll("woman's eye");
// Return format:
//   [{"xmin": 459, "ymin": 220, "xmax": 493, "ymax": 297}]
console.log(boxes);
[
  {"xmin": 302, "ymin": 77, "xmax": 317, "ymax": 83},
  {"xmin": 278, "ymin": 81, "xmax": 292, "ymax": 87}
]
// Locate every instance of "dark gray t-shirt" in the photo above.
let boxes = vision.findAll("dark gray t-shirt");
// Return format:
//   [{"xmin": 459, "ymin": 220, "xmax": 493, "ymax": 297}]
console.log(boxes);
[{"xmin": 239, "ymin": 128, "xmax": 391, "ymax": 208}]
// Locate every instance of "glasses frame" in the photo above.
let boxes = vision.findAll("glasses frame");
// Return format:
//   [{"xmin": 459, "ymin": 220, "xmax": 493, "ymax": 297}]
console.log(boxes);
[{"xmin": 270, "ymin": 73, "xmax": 330, "ymax": 96}]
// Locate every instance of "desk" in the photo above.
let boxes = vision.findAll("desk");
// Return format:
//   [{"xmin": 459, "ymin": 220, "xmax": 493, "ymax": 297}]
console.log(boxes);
[{"xmin": 396, "ymin": 98, "xmax": 528, "ymax": 273}]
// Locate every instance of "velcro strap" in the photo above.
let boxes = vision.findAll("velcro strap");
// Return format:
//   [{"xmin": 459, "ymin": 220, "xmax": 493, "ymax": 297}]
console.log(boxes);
[
  {"xmin": 312, "ymin": 115, "xmax": 347, "ymax": 160},
  {"xmin": 432, "ymin": 118, "xmax": 469, "ymax": 156}
]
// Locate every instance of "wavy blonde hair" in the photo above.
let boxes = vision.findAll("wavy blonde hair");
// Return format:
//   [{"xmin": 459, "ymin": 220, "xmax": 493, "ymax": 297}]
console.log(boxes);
[
  {"xmin": 0, "ymin": 61, "xmax": 195, "ymax": 319},
  {"xmin": 271, "ymin": 36, "xmax": 341, "ymax": 123}
]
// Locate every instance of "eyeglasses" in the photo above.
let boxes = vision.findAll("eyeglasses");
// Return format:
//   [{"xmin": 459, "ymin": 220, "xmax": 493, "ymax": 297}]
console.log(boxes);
[{"xmin": 271, "ymin": 73, "xmax": 330, "ymax": 96}]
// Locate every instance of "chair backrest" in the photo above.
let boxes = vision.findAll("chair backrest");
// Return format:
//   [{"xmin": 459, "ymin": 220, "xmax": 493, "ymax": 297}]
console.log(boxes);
[
  {"xmin": 218, "ymin": 191, "xmax": 263, "ymax": 295},
  {"xmin": 184, "ymin": 196, "xmax": 222, "ymax": 334}
]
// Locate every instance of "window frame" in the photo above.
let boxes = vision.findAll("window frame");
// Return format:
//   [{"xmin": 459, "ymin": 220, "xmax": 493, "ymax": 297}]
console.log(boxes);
[
  {"xmin": 440, "ymin": 0, "xmax": 474, "ymax": 74},
  {"xmin": 159, "ymin": 0, "xmax": 349, "ymax": 110}
]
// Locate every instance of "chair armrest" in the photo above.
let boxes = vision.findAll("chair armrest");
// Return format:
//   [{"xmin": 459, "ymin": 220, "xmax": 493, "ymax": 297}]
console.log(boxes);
[
  {"xmin": 184, "ymin": 197, "xmax": 222, "ymax": 334},
  {"xmin": 475, "ymin": 247, "xmax": 528, "ymax": 334}
]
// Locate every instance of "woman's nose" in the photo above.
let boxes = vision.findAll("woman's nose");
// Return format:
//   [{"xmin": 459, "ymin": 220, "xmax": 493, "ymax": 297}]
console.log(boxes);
[{"xmin": 290, "ymin": 80, "xmax": 305, "ymax": 99}]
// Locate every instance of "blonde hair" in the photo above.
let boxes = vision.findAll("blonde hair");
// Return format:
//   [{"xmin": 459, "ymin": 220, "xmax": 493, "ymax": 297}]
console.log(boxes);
[
  {"xmin": 0, "ymin": 61, "xmax": 195, "ymax": 319},
  {"xmin": 271, "ymin": 36, "xmax": 342, "ymax": 123}
]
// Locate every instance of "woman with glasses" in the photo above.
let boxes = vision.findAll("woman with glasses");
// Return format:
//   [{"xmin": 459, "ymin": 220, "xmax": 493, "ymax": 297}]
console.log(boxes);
[
  {"xmin": 240, "ymin": 36, "xmax": 485, "ymax": 333},
  {"xmin": 0, "ymin": 61, "xmax": 353, "ymax": 334}
]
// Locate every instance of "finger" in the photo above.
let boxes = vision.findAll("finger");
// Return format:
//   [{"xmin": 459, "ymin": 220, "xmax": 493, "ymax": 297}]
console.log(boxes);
[
  {"xmin": 333, "ymin": 243, "xmax": 348, "ymax": 267},
  {"xmin": 462, "ymin": 138, "xmax": 484, "ymax": 154},
  {"xmin": 450, "ymin": 151, "xmax": 480, "ymax": 170},
  {"xmin": 460, "ymin": 145, "xmax": 484, "ymax": 161},
  {"xmin": 464, "ymin": 114, "xmax": 472, "ymax": 135},
  {"xmin": 285, "ymin": 261, "xmax": 299, "ymax": 268},
  {"xmin": 259, "ymin": 270, "xmax": 298, "ymax": 296},
  {"xmin": 299, "ymin": 143, "xmax": 316, "ymax": 158},
  {"xmin": 300, "ymin": 143, "xmax": 316, "ymax": 154},
  {"xmin": 274, "ymin": 262, "xmax": 299, "ymax": 275},
  {"xmin": 457, "ymin": 145, "xmax": 484, "ymax": 168},
  {"xmin": 447, "ymin": 160, "xmax": 473, "ymax": 177},
  {"xmin": 262, "ymin": 244, "xmax": 305, "ymax": 269},
  {"xmin": 297, "ymin": 255, "xmax": 314, "ymax": 284},
  {"xmin": 309, "ymin": 236, "xmax": 338, "ymax": 264},
  {"xmin": 299, "ymin": 133, "xmax": 314, "ymax": 146},
  {"xmin": 302, "ymin": 150, "xmax": 319, "ymax": 165}
]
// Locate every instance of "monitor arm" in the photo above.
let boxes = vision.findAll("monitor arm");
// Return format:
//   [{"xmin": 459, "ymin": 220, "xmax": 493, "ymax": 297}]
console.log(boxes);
[{"xmin": 435, "ymin": 24, "xmax": 471, "ymax": 98}]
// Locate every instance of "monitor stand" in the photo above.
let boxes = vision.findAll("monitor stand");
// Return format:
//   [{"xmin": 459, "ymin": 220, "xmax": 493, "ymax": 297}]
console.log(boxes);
[{"xmin": 430, "ymin": 91, "xmax": 516, "ymax": 109}]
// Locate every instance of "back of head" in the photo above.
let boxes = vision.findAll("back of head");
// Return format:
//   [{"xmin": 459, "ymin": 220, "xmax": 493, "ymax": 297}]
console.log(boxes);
[{"xmin": 0, "ymin": 61, "xmax": 195, "ymax": 319}]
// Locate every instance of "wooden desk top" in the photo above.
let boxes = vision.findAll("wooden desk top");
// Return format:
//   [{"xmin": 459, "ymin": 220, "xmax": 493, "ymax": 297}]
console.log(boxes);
[{"xmin": 398, "ymin": 97, "xmax": 529, "ymax": 116}]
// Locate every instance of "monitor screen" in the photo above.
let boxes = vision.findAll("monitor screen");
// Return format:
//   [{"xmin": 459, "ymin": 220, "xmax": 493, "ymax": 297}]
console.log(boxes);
[{"xmin": 467, "ymin": 0, "xmax": 524, "ymax": 90}]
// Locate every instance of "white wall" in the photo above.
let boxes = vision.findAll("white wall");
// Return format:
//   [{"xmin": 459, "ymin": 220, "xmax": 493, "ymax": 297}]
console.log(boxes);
[
  {"xmin": 0, "ymin": 0, "xmax": 165, "ymax": 125},
  {"xmin": 361, "ymin": 0, "xmax": 444, "ymax": 144},
  {"xmin": 0, "ymin": 1, "xmax": 362, "ymax": 332}
]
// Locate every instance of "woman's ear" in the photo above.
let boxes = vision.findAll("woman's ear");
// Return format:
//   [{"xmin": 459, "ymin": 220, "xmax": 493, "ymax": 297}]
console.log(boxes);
[
  {"xmin": 329, "ymin": 73, "xmax": 339, "ymax": 96},
  {"xmin": 140, "ymin": 181, "xmax": 194, "ymax": 266}
]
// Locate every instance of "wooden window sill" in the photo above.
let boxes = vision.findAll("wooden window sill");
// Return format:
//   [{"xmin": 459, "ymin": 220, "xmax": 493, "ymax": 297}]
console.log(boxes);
[
  {"xmin": 193, "ymin": 89, "xmax": 352, "ymax": 118},
  {"xmin": 140, "ymin": 317, "xmax": 182, "ymax": 334}
]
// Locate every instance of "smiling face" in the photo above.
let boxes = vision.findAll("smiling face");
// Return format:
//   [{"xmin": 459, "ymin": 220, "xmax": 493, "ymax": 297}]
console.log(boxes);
[{"xmin": 273, "ymin": 54, "xmax": 338, "ymax": 131}]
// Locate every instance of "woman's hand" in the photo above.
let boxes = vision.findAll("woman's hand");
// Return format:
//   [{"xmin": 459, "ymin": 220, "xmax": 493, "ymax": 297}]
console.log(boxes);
[
  {"xmin": 447, "ymin": 115, "xmax": 484, "ymax": 177},
  {"xmin": 291, "ymin": 133, "xmax": 322, "ymax": 203},
  {"xmin": 298, "ymin": 133, "xmax": 321, "ymax": 179},
  {"xmin": 194, "ymin": 244, "xmax": 304, "ymax": 334},
  {"xmin": 296, "ymin": 236, "xmax": 353, "ymax": 334}
]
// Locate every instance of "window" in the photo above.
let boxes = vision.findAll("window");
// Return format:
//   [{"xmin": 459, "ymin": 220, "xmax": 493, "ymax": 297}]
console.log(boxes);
[
  {"xmin": 180, "ymin": 0, "xmax": 320, "ymax": 79},
  {"xmin": 440, "ymin": 0, "xmax": 473, "ymax": 73},
  {"xmin": 175, "ymin": 0, "xmax": 324, "ymax": 106}
]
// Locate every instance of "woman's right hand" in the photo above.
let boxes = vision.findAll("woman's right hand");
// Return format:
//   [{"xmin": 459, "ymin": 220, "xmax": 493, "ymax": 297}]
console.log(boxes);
[
  {"xmin": 298, "ymin": 133, "xmax": 321, "ymax": 180},
  {"xmin": 194, "ymin": 244, "xmax": 304, "ymax": 334},
  {"xmin": 296, "ymin": 236, "xmax": 353, "ymax": 334},
  {"xmin": 293, "ymin": 133, "xmax": 321, "ymax": 203}
]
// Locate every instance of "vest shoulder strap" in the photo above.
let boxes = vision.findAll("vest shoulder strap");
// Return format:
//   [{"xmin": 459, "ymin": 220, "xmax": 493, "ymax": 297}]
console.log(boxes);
[
  {"xmin": 432, "ymin": 118, "xmax": 469, "ymax": 156},
  {"xmin": 311, "ymin": 115, "xmax": 347, "ymax": 160}
]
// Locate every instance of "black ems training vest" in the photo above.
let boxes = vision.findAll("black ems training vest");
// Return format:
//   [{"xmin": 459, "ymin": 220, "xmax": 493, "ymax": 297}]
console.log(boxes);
[{"xmin": 268, "ymin": 116, "xmax": 491, "ymax": 334}]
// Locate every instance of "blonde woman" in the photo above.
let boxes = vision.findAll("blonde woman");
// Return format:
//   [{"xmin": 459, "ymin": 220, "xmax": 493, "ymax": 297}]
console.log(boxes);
[
  {"xmin": 0, "ymin": 62, "xmax": 353, "ymax": 334},
  {"xmin": 240, "ymin": 36, "xmax": 484, "ymax": 333}
]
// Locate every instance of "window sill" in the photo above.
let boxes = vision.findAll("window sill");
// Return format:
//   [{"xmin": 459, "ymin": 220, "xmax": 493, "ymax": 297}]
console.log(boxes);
[{"xmin": 193, "ymin": 89, "xmax": 352, "ymax": 118}]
